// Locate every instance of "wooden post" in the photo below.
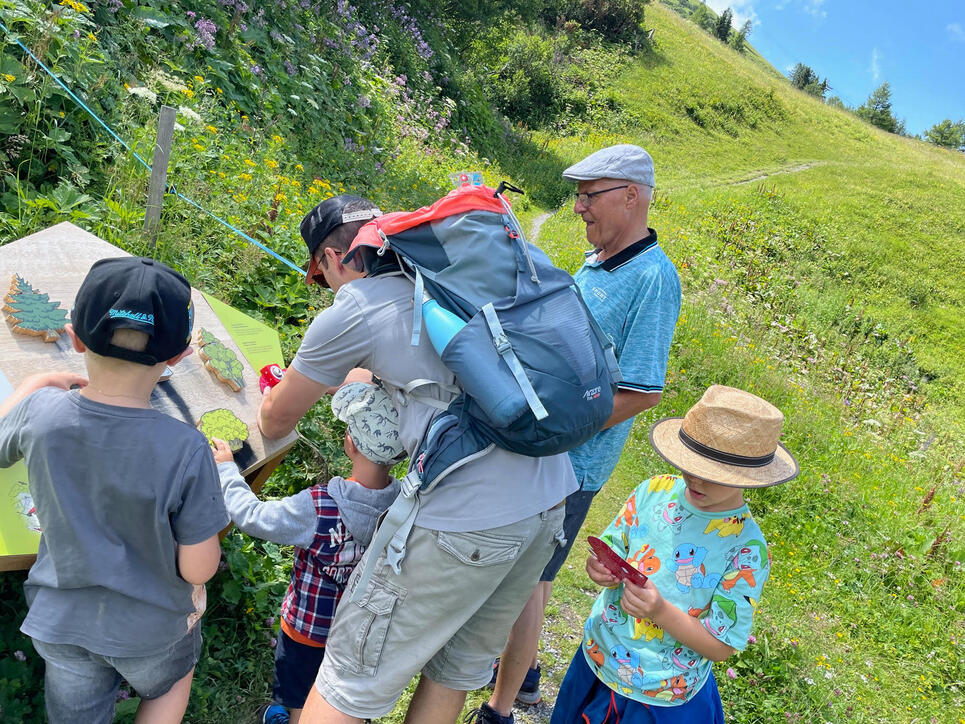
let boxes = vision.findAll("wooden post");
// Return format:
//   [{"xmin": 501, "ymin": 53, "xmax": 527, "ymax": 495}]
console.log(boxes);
[{"xmin": 143, "ymin": 105, "xmax": 177, "ymax": 249}]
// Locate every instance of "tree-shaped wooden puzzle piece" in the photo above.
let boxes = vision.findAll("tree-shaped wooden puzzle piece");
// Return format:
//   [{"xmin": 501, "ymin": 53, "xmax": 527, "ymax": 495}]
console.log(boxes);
[
  {"xmin": 198, "ymin": 408, "xmax": 250, "ymax": 453},
  {"xmin": 3, "ymin": 274, "xmax": 69, "ymax": 342},
  {"xmin": 196, "ymin": 327, "xmax": 244, "ymax": 392}
]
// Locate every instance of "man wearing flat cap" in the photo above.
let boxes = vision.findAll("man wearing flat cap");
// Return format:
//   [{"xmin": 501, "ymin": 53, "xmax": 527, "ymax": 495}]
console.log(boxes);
[{"xmin": 485, "ymin": 144, "xmax": 681, "ymax": 722}]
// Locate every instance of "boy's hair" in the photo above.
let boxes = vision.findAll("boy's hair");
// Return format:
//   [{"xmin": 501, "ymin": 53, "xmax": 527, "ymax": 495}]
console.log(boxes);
[
  {"xmin": 111, "ymin": 328, "xmax": 149, "ymax": 352},
  {"xmin": 72, "ymin": 257, "xmax": 194, "ymax": 366},
  {"xmin": 331, "ymin": 382, "xmax": 404, "ymax": 465}
]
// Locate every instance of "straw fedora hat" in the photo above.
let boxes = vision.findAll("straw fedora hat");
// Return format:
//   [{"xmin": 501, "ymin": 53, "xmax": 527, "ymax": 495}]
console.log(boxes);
[{"xmin": 650, "ymin": 385, "xmax": 799, "ymax": 488}]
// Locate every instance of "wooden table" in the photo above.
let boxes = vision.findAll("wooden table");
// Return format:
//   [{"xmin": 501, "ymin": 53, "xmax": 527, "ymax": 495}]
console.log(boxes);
[{"xmin": 0, "ymin": 222, "xmax": 298, "ymax": 570}]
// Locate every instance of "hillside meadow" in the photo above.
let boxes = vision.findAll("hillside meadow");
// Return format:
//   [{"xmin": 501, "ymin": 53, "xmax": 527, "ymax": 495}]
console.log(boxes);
[{"xmin": 1, "ymin": 1, "xmax": 963, "ymax": 722}]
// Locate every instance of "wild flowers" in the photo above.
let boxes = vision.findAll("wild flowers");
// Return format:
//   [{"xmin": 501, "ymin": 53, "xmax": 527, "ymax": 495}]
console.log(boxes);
[{"xmin": 189, "ymin": 17, "xmax": 218, "ymax": 52}]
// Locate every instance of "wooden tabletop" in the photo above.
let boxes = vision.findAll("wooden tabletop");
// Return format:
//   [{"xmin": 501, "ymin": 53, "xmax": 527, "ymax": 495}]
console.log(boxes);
[{"xmin": 0, "ymin": 222, "xmax": 298, "ymax": 569}]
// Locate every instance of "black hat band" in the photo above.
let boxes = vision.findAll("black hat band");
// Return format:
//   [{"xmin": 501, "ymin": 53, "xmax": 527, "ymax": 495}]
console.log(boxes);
[{"xmin": 678, "ymin": 428, "xmax": 775, "ymax": 468}]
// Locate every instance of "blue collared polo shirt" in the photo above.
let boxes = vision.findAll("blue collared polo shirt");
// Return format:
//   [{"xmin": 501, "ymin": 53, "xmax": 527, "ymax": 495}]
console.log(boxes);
[{"xmin": 568, "ymin": 229, "xmax": 681, "ymax": 491}]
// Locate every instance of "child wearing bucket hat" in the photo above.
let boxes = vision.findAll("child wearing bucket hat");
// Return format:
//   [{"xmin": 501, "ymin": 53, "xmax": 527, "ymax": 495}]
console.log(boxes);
[
  {"xmin": 212, "ymin": 381, "xmax": 403, "ymax": 724},
  {"xmin": 551, "ymin": 385, "xmax": 798, "ymax": 724}
]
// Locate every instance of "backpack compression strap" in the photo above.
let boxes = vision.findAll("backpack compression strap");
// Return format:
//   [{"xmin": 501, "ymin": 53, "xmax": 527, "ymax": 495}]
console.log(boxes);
[{"xmin": 481, "ymin": 303, "xmax": 548, "ymax": 421}]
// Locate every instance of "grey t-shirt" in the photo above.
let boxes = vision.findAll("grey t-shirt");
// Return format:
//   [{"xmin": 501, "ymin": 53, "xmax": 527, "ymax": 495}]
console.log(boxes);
[
  {"xmin": 291, "ymin": 275, "xmax": 577, "ymax": 531},
  {"xmin": 0, "ymin": 388, "xmax": 229, "ymax": 656}
]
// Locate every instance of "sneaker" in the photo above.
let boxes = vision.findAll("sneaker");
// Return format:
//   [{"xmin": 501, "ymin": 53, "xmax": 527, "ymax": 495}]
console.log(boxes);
[
  {"xmin": 257, "ymin": 703, "xmax": 290, "ymax": 724},
  {"xmin": 487, "ymin": 660, "xmax": 542, "ymax": 705},
  {"xmin": 464, "ymin": 703, "xmax": 515, "ymax": 724},
  {"xmin": 516, "ymin": 665, "xmax": 542, "ymax": 705}
]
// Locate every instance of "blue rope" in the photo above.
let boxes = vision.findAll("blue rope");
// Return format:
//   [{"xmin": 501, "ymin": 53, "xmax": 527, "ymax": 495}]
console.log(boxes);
[
  {"xmin": 171, "ymin": 187, "xmax": 304, "ymax": 274},
  {"xmin": 0, "ymin": 17, "xmax": 303, "ymax": 276}
]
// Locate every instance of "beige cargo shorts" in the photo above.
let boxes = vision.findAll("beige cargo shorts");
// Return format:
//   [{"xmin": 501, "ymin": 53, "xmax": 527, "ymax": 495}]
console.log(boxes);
[{"xmin": 315, "ymin": 504, "xmax": 566, "ymax": 719}]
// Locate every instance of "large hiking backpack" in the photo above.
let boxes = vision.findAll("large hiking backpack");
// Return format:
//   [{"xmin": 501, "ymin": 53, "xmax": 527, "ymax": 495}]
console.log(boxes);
[{"xmin": 343, "ymin": 182, "xmax": 622, "ymax": 493}]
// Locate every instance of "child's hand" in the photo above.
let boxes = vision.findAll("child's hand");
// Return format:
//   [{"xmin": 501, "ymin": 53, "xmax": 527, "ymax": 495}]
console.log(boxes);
[
  {"xmin": 620, "ymin": 577, "xmax": 666, "ymax": 620},
  {"xmin": 586, "ymin": 554, "xmax": 621, "ymax": 588},
  {"xmin": 29, "ymin": 371, "xmax": 88, "ymax": 390},
  {"xmin": 210, "ymin": 438, "xmax": 234, "ymax": 464}
]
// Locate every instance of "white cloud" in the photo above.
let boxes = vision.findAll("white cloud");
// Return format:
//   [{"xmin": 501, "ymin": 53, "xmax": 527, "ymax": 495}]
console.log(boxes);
[
  {"xmin": 705, "ymin": 0, "xmax": 759, "ymax": 30},
  {"xmin": 804, "ymin": 0, "xmax": 827, "ymax": 19},
  {"xmin": 949, "ymin": 23, "xmax": 965, "ymax": 42},
  {"xmin": 870, "ymin": 48, "xmax": 881, "ymax": 83}
]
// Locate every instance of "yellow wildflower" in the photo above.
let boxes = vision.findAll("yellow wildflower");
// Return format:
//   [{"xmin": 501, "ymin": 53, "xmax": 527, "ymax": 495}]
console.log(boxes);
[
  {"xmin": 192, "ymin": 143, "xmax": 205, "ymax": 152},
  {"xmin": 295, "ymin": 163, "xmax": 304, "ymax": 171},
  {"xmin": 60, "ymin": 0, "xmax": 89, "ymax": 13},
  {"xmin": 274, "ymin": 193, "xmax": 287, "ymax": 202},
  {"xmin": 194, "ymin": 75, "xmax": 204, "ymax": 83},
  {"xmin": 3, "ymin": 74, "xmax": 15, "ymax": 82},
  {"xmin": 87, "ymin": 32, "xmax": 96, "ymax": 41},
  {"xmin": 239, "ymin": 173, "xmax": 253, "ymax": 181},
  {"xmin": 181, "ymin": 88, "xmax": 194, "ymax": 98},
  {"xmin": 216, "ymin": 87, "xmax": 223, "ymax": 94},
  {"xmin": 205, "ymin": 125, "xmax": 218, "ymax": 134},
  {"xmin": 271, "ymin": 134, "xmax": 283, "ymax": 143},
  {"xmin": 244, "ymin": 159, "xmax": 256, "ymax": 167},
  {"xmin": 265, "ymin": 159, "xmax": 279, "ymax": 169}
]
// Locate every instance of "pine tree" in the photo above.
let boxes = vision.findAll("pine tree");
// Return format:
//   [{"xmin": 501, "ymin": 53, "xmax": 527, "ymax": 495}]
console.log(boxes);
[
  {"xmin": 856, "ymin": 82, "xmax": 898, "ymax": 133},
  {"xmin": 924, "ymin": 119, "xmax": 965, "ymax": 150},
  {"xmin": 3, "ymin": 275, "xmax": 69, "ymax": 342},
  {"xmin": 714, "ymin": 7, "xmax": 733, "ymax": 41}
]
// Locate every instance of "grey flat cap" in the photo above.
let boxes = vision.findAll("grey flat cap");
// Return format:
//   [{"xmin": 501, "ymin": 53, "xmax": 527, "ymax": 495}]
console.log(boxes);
[{"xmin": 562, "ymin": 144, "xmax": 655, "ymax": 187}]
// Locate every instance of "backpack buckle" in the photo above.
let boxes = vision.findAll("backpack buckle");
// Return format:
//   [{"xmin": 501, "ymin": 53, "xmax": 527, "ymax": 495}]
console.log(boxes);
[
  {"xmin": 493, "ymin": 332, "xmax": 511, "ymax": 355},
  {"xmin": 377, "ymin": 229, "xmax": 390, "ymax": 256}
]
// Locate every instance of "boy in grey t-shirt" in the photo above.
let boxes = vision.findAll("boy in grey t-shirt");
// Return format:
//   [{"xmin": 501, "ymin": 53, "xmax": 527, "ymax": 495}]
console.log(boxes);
[{"xmin": 0, "ymin": 258, "xmax": 229, "ymax": 724}]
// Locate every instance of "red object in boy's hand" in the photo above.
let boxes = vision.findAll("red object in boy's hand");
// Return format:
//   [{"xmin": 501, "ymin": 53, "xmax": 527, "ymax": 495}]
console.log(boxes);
[
  {"xmin": 588, "ymin": 536, "xmax": 649, "ymax": 588},
  {"xmin": 259, "ymin": 364, "xmax": 286, "ymax": 392}
]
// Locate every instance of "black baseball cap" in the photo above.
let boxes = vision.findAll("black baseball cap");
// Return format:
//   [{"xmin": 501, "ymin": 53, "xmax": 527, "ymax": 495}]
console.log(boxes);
[
  {"xmin": 300, "ymin": 194, "xmax": 381, "ymax": 285},
  {"xmin": 72, "ymin": 257, "xmax": 195, "ymax": 366}
]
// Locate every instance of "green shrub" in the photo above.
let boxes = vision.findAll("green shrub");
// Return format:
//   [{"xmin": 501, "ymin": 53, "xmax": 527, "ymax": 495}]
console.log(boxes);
[{"xmin": 558, "ymin": 0, "xmax": 650, "ymax": 44}]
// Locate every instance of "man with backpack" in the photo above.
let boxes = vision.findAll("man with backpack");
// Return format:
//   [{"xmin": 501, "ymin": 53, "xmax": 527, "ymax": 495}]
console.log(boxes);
[
  {"xmin": 257, "ymin": 195, "xmax": 576, "ymax": 724},
  {"xmin": 485, "ymin": 144, "xmax": 682, "ymax": 721}
]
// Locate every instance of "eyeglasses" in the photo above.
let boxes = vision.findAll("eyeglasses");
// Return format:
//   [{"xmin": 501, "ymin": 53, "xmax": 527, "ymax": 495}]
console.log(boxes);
[{"xmin": 573, "ymin": 185, "xmax": 629, "ymax": 207}]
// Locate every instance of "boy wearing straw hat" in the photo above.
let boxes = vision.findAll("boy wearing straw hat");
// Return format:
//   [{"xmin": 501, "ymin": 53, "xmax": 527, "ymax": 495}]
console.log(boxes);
[{"xmin": 550, "ymin": 385, "xmax": 798, "ymax": 724}]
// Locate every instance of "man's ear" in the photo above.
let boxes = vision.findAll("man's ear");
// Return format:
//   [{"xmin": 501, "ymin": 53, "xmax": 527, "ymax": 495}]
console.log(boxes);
[
  {"xmin": 624, "ymin": 183, "xmax": 640, "ymax": 208},
  {"xmin": 64, "ymin": 323, "xmax": 86, "ymax": 354},
  {"xmin": 324, "ymin": 245, "xmax": 342, "ymax": 270}
]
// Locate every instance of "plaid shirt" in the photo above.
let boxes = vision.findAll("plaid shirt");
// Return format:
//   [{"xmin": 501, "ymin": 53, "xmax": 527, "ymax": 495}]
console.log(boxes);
[{"xmin": 280, "ymin": 484, "xmax": 365, "ymax": 645}]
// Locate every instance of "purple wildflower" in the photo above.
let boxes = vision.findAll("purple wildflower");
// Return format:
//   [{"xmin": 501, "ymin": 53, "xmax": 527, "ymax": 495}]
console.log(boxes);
[
  {"xmin": 358, "ymin": 94, "xmax": 371, "ymax": 108},
  {"xmin": 285, "ymin": 60, "xmax": 297, "ymax": 76},
  {"xmin": 13, "ymin": 650, "xmax": 26, "ymax": 662},
  {"xmin": 726, "ymin": 667, "xmax": 737, "ymax": 679},
  {"xmin": 190, "ymin": 18, "xmax": 218, "ymax": 51}
]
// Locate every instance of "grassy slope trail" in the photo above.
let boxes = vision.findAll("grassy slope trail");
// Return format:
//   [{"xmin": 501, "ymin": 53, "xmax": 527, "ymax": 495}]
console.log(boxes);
[{"xmin": 460, "ymin": 4, "xmax": 965, "ymax": 724}]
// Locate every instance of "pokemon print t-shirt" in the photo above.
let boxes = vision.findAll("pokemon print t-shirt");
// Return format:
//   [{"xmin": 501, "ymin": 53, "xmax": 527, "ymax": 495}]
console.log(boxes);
[{"xmin": 581, "ymin": 475, "xmax": 769, "ymax": 707}]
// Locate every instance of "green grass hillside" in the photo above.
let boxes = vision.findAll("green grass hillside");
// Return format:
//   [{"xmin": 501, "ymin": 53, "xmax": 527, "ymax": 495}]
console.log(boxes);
[{"xmin": 1, "ymin": 1, "xmax": 963, "ymax": 723}]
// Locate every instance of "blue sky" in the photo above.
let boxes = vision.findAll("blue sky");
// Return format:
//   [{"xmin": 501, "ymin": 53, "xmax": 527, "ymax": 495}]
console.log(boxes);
[{"xmin": 704, "ymin": 0, "xmax": 965, "ymax": 136}]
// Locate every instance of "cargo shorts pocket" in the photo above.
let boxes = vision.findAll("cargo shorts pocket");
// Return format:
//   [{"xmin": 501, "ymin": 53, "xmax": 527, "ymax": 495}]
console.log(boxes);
[
  {"xmin": 349, "ymin": 575, "xmax": 405, "ymax": 676},
  {"xmin": 436, "ymin": 530, "xmax": 523, "ymax": 567}
]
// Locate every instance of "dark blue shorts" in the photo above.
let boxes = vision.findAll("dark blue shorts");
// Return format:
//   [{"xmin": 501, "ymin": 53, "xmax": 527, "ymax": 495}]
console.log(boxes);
[
  {"xmin": 272, "ymin": 630, "xmax": 326, "ymax": 709},
  {"xmin": 549, "ymin": 647, "xmax": 725, "ymax": 724},
  {"xmin": 540, "ymin": 487, "xmax": 598, "ymax": 582}
]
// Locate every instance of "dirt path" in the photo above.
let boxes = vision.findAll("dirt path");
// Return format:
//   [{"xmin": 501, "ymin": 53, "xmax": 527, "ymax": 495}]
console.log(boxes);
[
  {"xmin": 728, "ymin": 161, "xmax": 823, "ymax": 185},
  {"xmin": 530, "ymin": 210, "xmax": 556, "ymax": 241}
]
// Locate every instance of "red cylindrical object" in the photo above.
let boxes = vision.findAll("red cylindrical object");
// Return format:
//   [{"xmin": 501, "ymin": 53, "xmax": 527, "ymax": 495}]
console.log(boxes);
[{"xmin": 259, "ymin": 363, "xmax": 285, "ymax": 392}]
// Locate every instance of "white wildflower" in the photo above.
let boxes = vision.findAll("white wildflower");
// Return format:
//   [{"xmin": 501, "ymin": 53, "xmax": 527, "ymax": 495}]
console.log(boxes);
[
  {"xmin": 178, "ymin": 106, "xmax": 202, "ymax": 124},
  {"xmin": 126, "ymin": 86, "xmax": 157, "ymax": 103}
]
